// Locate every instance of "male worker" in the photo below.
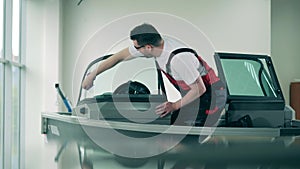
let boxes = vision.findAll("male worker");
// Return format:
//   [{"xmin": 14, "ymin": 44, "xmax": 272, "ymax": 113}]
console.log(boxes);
[{"xmin": 82, "ymin": 23, "xmax": 226, "ymax": 126}]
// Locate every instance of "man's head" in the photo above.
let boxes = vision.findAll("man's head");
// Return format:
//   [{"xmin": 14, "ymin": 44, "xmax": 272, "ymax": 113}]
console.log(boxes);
[
  {"xmin": 130, "ymin": 23, "xmax": 162, "ymax": 47},
  {"xmin": 130, "ymin": 23, "xmax": 163, "ymax": 57}
]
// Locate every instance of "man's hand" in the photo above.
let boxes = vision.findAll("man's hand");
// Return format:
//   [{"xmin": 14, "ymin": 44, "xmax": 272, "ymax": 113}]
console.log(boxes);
[
  {"xmin": 155, "ymin": 77, "xmax": 206, "ymax": 118},
  {"xmin": 155, "ymin": 101, "xmax": 180, "ymax": 117},
  {"xmin": 82, "ymin": 72, "xmax": 96, "ymax": 90}
]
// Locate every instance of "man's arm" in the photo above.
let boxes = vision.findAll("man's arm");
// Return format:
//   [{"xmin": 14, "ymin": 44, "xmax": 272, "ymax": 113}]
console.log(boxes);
[
  {"xmin": 156, "ymin": 77, "xmax": 206, "ymax": 117},
  {"xmin": 82, "ymin": 47, "xmax": 132, "ymax": 90}
]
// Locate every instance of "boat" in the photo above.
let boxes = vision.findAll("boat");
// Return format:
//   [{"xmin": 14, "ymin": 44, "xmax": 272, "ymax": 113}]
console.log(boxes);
[{"xmin": 42, "ymin": 52, "xmax": 300, "ymax": 169}]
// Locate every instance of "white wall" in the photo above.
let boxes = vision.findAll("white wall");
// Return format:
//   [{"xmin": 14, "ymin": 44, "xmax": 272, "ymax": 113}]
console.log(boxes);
[
  {"xmin": 25, "ymin": 0, "xmax": 61, "ymax": 168},
  {"xmin": 60, "ymin": 0, "xmax": 271, "ymax": 104},
  {"xmin": 271, "ymin": 0, "xmax": 300, "ymax": 103},
  {"xmin": 24, "ymin": 0, "xmax": 272, "ymax": 169}
]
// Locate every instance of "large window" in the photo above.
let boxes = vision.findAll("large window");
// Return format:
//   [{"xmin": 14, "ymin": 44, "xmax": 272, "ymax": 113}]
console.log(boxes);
[{"xmin": 1, "ymin": 0, "xmax": 24, "ymax": 169}]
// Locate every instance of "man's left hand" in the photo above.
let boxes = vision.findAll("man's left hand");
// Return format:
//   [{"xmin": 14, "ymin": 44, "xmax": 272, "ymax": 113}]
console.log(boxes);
[{"xmin": 155, "ymin": 102, "xmax": 179, "ymax": 117}]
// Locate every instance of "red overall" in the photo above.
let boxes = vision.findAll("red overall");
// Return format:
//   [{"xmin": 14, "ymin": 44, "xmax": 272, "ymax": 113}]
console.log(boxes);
[{"xmin": 159, "ymin": 48, "xmax": 226, "ymax": 126}]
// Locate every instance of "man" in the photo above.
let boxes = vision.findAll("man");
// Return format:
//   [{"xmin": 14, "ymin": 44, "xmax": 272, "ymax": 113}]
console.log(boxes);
[{"xmin": 82, "ymin": 23, "xmax": 225, "ymax": 126}]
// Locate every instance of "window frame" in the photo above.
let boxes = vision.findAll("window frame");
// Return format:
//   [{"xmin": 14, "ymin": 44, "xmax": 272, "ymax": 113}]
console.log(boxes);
[
  {"xmin": 1, "ymin": 0, "xmax": 25, "ymax": 169},
  {"xmin": 215, "ymin": 52, "xmax": 285, "ymax": 111}
]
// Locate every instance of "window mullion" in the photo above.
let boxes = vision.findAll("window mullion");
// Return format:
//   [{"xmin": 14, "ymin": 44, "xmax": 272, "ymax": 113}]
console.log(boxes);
[
  {"xmin": 19, "ymin": 0, "xmax": 25, "ymax": 168},
  {"xmin": 0, "ymin": 64, "xmax": 4, "ymax": 169},
  {"xmin": 3, "ymin": 0, "xmax": 13, "ymax": 169}
]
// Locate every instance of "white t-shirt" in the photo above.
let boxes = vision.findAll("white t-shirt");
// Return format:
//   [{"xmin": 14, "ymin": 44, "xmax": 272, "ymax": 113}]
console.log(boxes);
[{"xmin": 129, "ymin": 37, "xmax": 206, "ymax": 85}]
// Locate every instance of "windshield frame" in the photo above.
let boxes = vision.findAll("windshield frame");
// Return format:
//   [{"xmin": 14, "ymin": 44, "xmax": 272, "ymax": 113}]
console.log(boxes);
[{"xmin": 215, "ymin": 52, "xmax": 285, "ymax": 110}]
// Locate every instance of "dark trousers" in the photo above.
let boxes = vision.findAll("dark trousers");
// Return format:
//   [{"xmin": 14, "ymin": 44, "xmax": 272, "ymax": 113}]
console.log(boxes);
[{"xmin": 170, "ymin": 80, "xmax": 226, "ymax": 127}]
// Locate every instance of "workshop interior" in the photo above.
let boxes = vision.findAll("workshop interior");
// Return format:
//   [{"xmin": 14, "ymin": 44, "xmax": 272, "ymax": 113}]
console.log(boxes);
[{"xmin": 1, "ymin": 0, "xmax": 300, "ymax": 169}]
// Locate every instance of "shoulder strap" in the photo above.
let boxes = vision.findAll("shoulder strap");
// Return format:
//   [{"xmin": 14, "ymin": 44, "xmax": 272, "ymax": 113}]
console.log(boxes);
[
  {"xmin": 155, "ymin": 60, "xmax": 166, "ymax": 95},
  {"xmin": 166, "ymin": 48, "xmax": 200, "ymax": 74}
]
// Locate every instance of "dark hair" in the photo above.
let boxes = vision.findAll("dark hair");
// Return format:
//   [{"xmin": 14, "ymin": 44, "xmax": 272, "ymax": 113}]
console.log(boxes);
[{"xmin": 130, "ymin": 23, "xmax": 162, "ymax": 47}]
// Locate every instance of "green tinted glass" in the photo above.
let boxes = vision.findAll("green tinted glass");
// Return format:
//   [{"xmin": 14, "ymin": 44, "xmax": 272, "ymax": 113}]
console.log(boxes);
[{"xmin": 221, "ymin": 58, "xmax": 277, "ymax": 97}]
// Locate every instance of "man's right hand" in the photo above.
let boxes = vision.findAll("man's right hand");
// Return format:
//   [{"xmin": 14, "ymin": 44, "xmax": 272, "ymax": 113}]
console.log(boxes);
[
  {"xmin": 82, "ymin": 48, "xmax": 131, "ymax": 90},
  {"xmin": 82, "ymin": 72, "xmax": 96, "ymax": 90}
]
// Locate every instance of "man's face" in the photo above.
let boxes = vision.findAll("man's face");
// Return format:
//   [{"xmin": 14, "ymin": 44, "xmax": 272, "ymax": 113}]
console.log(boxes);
[{"xmin": 133, "ymin": 40, "xmax": 154, "ymax": 58}]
